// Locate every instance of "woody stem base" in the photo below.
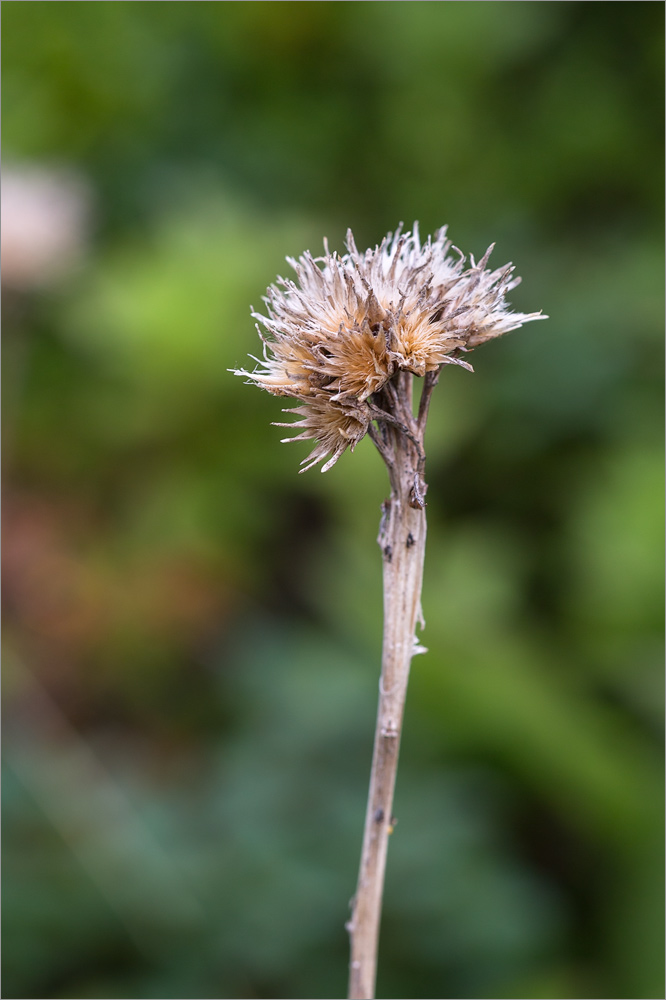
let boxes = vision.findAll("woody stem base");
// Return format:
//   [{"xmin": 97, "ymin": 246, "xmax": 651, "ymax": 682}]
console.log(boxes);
[{"xmin": 347, "ymin": 417, "xmax": 428, "ymax": 1000}]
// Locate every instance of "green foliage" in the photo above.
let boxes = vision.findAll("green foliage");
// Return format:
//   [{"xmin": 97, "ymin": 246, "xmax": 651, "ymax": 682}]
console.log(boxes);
[{"xmin": 2, "ymin": 3, "xmax": 663, "ymax": 999}]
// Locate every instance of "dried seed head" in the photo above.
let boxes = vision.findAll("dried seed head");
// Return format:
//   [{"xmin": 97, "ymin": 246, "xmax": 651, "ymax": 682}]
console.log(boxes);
[
  {"xmin": 233, "ymin": 224, "xmax": 545, "ymax": 471},
  {"xmin": 274, "ymin": 397, "xmax": 371, "ymax": 473}
]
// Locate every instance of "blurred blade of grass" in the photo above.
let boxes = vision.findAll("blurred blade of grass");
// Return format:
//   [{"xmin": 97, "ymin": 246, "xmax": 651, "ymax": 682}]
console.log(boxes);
[{"xmin": 4, "ymin": 655, "xmax": 205, "ymax": 950}]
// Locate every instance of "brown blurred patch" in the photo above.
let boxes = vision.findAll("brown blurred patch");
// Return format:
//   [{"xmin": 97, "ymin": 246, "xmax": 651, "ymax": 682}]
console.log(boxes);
[{"xmin": 2, "ymin": 489, "xmax": 230, "ymax": 728}]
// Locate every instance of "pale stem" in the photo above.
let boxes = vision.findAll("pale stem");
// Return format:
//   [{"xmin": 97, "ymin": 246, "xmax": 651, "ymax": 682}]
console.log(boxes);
[{"xmin": 347, "ymin": 383, "xmax": 429, "ymax": 1000}]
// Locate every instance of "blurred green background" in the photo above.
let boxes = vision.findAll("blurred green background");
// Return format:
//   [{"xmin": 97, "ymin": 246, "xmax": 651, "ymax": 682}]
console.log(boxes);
[{"xmin": 2, "ymin": 3, "xmax": 663, "ymax": 999}]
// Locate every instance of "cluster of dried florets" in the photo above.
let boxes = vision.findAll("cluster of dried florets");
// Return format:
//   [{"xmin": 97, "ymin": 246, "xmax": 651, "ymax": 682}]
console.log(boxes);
[{"xmin": 234, "ymin": 224, "xmax": 544, "ymax": 472}]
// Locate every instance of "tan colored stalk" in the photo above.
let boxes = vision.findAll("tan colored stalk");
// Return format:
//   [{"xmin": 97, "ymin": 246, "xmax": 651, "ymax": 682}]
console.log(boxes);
[
  {"xmin": 347, "ymin": 370, "xmax": 435, "ymax": 1000},
  {"xmin": 231, "ymin": 223, "xmax": 544, "ymax": 999}
]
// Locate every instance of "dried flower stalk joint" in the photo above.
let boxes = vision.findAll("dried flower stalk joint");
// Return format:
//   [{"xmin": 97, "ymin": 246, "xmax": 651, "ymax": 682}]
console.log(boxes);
[{"xmin": 233, "ymin": 225, "xmax": 544, "ymax": 1000}]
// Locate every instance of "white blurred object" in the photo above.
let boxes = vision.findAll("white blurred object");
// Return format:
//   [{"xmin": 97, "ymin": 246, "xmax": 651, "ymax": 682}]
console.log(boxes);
[{"xmin": 1, "ymin": 165, "xmax": 91, "ymax": 290}]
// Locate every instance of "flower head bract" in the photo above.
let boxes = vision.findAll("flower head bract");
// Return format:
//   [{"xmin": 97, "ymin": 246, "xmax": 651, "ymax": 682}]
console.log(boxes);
[{"xmin": 233, "ymin": 224, "xmax": 545, "ymax": 471}]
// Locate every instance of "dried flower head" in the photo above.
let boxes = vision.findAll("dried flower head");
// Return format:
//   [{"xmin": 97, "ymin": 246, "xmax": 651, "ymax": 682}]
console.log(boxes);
[{"xmin": 234, "ymin": 224, "xmax": 545, "ymax": 471}]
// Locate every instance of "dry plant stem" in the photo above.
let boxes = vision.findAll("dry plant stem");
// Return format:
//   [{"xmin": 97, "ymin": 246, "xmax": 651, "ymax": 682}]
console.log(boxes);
[
  {"xmin": 235, "ymin": 225, "xmax": 543, "ymax": 998},
  {"xmin": 348, "ymin": 372, "xmax": 430, "ymax": 1000}
]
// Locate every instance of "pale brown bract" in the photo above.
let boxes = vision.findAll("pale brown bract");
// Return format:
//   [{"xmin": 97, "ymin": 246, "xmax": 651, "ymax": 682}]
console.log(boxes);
[{"xmin": 233, "ymin": 223, "xmax": 545, "ymax": 472}]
